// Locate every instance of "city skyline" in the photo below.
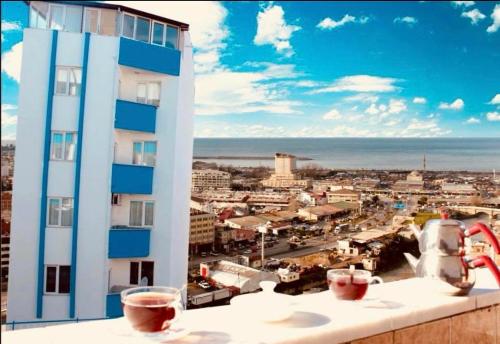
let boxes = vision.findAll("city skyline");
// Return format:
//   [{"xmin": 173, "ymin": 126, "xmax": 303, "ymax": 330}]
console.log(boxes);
[{"xmin": 2, "ymin": 1, "xmax": 500, "ymax": 140}]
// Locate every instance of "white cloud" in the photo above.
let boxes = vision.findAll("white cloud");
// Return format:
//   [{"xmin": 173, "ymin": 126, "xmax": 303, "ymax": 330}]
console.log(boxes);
[
  {"xmin": 1, "ymin": 20, "xmax": 21, "ymax": 32},
  {"xmin": 344, "ymin": 94, "xmax": 379, "ymax": 104},
  {"xmin": 486, "ymin": 111, "xmax": 500, "ymax": 121},
  {"xmin": 1, "ymin": 41, "xmax": 22, "ymax": 82},
  {"xmin": 254, "ymin": 4, "xmax": 301, "ymax": 57},
  {"xmin": 394, "ymin": 17, "xmax": 418, "ymax": 26},
  {"xmin": 413, "ymin": 97, "xmax": 427, "ymax": 104},
  {"xmin": 310, "ymin": 75, "xmax": 399, "ymax": 94},
  {"xmin": 322, "ymin": 109, "xmax": 341, "ymax": 120},
  {"xmin": 461, "ymin": 9, "xmax": 486, "ymax": 24},
  {"xmin": 451, "ymin": 1, "xmax": 475, "ymax": 8},
  {"xmin": 438, "ymin": 98, "xmax": 464, "ymax": 110},
  {"xmin": 465, "ymin": 117, "xmax": 480, "ymax": 124},
  {"xmin": 402, "ymin": 118, "xmax": 451, "ymax": 137},
  {"xmin": 317, "ymin": 15, "xmax": 370, "ymax": 30},
  {"xmin": 489, "ymin": 94, "xmax": 500, "ymax": 105},
  {"xmin": 487, "ymin": 4, "xmax": 500, "ymax": 33},
  {"xmin": 1, "ymin": 104, "xmax": 17, "ymax": 139},
  {"xmin": 365, "ymin": 99, "xmax": 407, "ymax": 118}
]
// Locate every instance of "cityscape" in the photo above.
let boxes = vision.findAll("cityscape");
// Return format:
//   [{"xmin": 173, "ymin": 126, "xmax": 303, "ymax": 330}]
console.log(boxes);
[{"xmin": 1, "ymin": 0, "xmax": 500, "ymax": 343}]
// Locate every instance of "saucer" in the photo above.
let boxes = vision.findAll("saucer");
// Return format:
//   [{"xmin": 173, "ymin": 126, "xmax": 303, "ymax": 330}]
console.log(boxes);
[{"xmin": 110, "ymin": 318, "xmax": 191, "ymax": 342}]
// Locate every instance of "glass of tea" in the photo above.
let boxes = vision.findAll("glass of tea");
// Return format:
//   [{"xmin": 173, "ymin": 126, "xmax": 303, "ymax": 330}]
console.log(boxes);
[
  {"xmin": 121, "ymin": 286, "xmax": 185, "ymax": 339},
  {"xmin": 327, "ymin": 269, "xmax": 383, "ymax": 301}
]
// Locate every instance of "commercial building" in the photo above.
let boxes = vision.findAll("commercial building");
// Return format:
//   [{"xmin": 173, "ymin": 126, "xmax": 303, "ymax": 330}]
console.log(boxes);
[
  {"xmin": 326, "ymin": 189, "xmax": 360, "ymax": 204},
  {"xmin": 189, "ymin": 209, "xmax": 216, "ymax": 254},
  {"xmin": 8, "ymin": 1, "xmax": 193, "ymax": 323},
  {"xmin": 441, "ymin": 183, "xmax": 478, "ymax": 195},
  {"xmin": 298, "ymin": 204, "xmax": 344, "ymax": 222},
  {"xmin": 392, "ymin": 171, "xmax": 424, "ymax": 192},
  {"xmin": 191, "ymin": 169, "xmax": 231, "ymax": 191},
  {"xmin": 262, "ymin": 153, "xmax": 312, "ymax": 189}
]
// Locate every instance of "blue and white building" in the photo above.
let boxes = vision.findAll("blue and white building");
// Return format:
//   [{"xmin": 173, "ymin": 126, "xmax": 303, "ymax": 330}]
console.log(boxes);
[{"xmin": 8, "ymin": 1, "xmax": 194, "ymax": 323}]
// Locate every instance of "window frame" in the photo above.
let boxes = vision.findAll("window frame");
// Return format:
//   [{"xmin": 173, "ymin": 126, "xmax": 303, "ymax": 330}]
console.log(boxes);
[
  {"xmin": 151, "ymin": 20, "xmax": 165, "ymax": 46},
  {"xmin": 136, "ymin": 82, "xmax": 161, "ymax": 106},
  {"xmin": 134, "ymin": 15, "xmax": 151, "ymax": 43},
  {"xmin": 120, "ymin": 12, "xmax": 180, "ymax": 49},
  {"xmin": 83, "ymin": 7, "xmax": 100, "ymax": 34},
  {"xmin": 132, "ymin": 141, "xmax": 157, "ymax": 166},
  {"xmin": 44, "ymin": 265, "xmax": 71, "ymax": 294},
  {"xmin": 55, "ymin": 66, "xmax": 82, "ymax": 96},
  {"xmin": 129, "ymin": 261, "xmax": 154, "ymax": 286},
  {"xmin": 129, "ymin": 200, "xmax": 155, "ymax": 227},
  {"xmin": 51, "ymin": 131, "xmax": 77, "ymax": 161},
  {"xmin": 165, "ymin": 24, "xmax": 180, "ymax": 50},
  {"xmin": 47, "ymin": 197, "xmax": 73, "ymax": 227},
  {"xmin": 47, "ymin": 3, "xmax": 83, "ymax": 32}
]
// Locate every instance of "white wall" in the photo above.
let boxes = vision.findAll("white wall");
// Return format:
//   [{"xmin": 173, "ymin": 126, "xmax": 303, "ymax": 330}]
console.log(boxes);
[
  {"xmin": 75, "ymin": 33, "xmax": 118, "ymax": 318},
  {"xmin": 7, "ymin": 29, "xmax": 52, "ymax": 322}
]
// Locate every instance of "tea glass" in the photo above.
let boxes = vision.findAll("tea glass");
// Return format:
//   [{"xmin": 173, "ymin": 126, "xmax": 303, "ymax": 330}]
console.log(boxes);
[{"xmin": 327, "ymin": 269, "xmax": 383, "ymax": 301}]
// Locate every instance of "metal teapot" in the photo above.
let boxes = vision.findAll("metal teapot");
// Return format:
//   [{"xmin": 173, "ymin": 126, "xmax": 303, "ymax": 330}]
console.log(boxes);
[{"xmin": 404, "ymin": 212, "xmax": 500, "ymax": 295}]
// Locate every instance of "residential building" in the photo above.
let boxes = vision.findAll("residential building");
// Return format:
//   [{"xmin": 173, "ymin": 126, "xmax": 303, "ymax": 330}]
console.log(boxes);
[
  {"xmin": 326, "ymin": 189, "xmax": 361, "ymax": 204},
  {"xmin": 189, "ymin": 209, "xmax": 216, "ymax": 254},
  {"xmin": 192, "ymin": 169, "xmax": 231, "ymax": 191},
  {"xmin": 262, "ymin": 153, "xmax": 312, "ymax": 189},
  {"xmin": 441, "ymin": 183, "xmax": 478, "ymax": 195},
  {"xmin": 8, "ymin": 1, "xmax": 193, "ymax": 323},
  {"xmin": 299, "ymin": 191, "xmax": 327, "ymax": 206}
]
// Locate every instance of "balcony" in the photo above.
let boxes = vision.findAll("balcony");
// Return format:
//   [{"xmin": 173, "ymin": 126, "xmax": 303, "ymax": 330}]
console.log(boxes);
[
  {"xmin": 111, "ymin": 164, "xmax": 153, "ymax": 195},
  {"xmin": 114, "ymin": 100, "xmax": 156, "ymax": 133},
  {"xmin": 108, "ymin": 227, "xmax": 151, "ymax": 259},
  {"xmin": 105, "ymin": 293, "xmax": 123, "ymax": 318},
  {"xmin": 118, "ymin": 37, "xmax": 181, "ymax": 76}
]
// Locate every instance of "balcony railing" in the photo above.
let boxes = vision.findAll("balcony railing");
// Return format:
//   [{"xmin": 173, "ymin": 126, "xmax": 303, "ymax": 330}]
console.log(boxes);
[
  {"xmin": 105, "ymin": 293, "xmax": 123, "ymax": 318},
  {"xmin": 111, "ymin": 164, "xmax": 154, "ymax": 195},
  {"xmin": 114, "ymin": 99, "xmax": 156, "ymax": 133},
  {"xmin": 108, "ymin": 226, "xmax": 151, "ymax": 258},
  {"xmin": 118, "ymin": 37, "xmax": 181, "ymax": 76}
]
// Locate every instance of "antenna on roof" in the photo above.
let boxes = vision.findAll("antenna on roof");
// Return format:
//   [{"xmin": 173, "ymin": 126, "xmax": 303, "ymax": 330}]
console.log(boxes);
[{"xmin": 423, "ymin": 154, "xmax": 426, "ymax": 172}]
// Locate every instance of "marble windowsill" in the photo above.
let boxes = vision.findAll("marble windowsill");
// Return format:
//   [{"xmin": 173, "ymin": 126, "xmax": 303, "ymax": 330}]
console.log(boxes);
[{"xmin": 3, "ymin": 268, "xmax": 500, "ymax": 344}]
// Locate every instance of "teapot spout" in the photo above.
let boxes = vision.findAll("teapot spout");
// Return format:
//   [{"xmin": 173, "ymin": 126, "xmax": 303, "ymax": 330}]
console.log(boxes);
[
  {"xmin": 404, "ymin": 253, "xmax": 419, "ymax": 273},
  {"xmin": 409, "ymin": 224, "xmax": 422, "ymax": 242}
]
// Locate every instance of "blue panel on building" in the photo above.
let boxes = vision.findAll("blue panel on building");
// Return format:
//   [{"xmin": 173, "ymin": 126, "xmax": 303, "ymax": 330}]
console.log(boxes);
[
  {"xmin": 115, "ymin": 99, "xmax": 156, "ymax": 133},
  {"xmin": 108, "ymin": 228, "xmax": 151, "ymax": 258},
  {"xmin": 118, "ymin": 37, "xmax": 181, "ymax": 76},
  {"xmin": 106, "ymin": 293, "xmax": 123, "ymax": 318},
  {"xmin": 111, "ymin": 164, "xmax": 154, "ymax": 194}
]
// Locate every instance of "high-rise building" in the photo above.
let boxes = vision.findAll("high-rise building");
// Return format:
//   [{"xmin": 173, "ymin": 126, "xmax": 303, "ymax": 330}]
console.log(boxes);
[
  {"xmin": 8, "ymin": 1, "xmax": 194, "ymax": 323},
  {"xmin": 262, "ymin": 153, "xmax": 311, "ymax": 188},
  {"xmin": 191, "ymin": 169, "xmax": 231, "ymax": 191}
]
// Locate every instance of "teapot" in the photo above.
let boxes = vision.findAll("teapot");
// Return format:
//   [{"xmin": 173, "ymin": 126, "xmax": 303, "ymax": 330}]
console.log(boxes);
[{"xmin": 404, "ymin": 211, "xmax": 500, "ymax": 295}]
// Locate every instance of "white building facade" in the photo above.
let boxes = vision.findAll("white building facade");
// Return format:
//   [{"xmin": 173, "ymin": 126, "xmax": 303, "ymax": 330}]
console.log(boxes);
[{"xmin": 8, "ymin": 1, "xmax": 194, "ymax": 323}]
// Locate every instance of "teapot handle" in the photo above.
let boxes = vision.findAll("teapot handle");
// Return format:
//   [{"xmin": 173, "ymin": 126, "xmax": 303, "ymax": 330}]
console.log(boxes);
[
  {"xmin": 467, "ymin": 255, "xmax": 500, "ymax": 287},
  {"xmin": 465, "ymin": 223, "xmax": 500, "ymax": 254}
]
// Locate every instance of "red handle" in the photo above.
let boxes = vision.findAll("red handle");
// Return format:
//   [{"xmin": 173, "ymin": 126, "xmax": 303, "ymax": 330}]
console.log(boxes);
[
  {"xmin": 468, "ymin": 255, "xmax": 500, "ymax": 287},
  {"xmin": 465, "ymin": 223, "xmax": 500, "ymax": 254}
]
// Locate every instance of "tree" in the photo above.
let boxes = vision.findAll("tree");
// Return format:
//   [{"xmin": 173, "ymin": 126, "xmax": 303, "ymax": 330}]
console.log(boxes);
[
  {"xmin": 371, "ymin": 195, "xmax": 380, "ymax": 204},
  {"xmin": 418, "ymin": 196, "xmax": 428, "ymax": 206}
]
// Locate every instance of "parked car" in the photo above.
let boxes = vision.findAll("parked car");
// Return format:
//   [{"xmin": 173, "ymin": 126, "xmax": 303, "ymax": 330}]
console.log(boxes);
[{"xmin": 198, "ymin": 281, "xmax": 211, "ymax": 289}]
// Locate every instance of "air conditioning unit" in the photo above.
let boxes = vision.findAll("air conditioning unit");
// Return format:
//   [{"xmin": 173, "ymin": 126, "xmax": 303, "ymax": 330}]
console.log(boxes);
[{"xmin": 111, "ymin": 194, "xmax": 122, "ymax": 206}]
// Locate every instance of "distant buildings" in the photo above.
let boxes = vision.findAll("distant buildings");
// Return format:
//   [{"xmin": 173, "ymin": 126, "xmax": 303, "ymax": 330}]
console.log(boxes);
[
  {"xmin": 192, "ymin": 169, "xmax": 231, "ymax": 192},
  {"xmin": 326, "ymin": 189, "xmax": 361, "ymax": 204},
  {"xmin": 262, "ymin": 153, "xmax": 312, "ymax": 189},
  {"xmin": 298, "ymin": 204, "xmax": 344, "ymax": 222},
  {"xmin": 392, "ymin": 171, "xmax": 424, "ymax": 192},
  {"xmin": 189, "ymin": 209, "xmax": 216, "ymax": 254},
  {"xmin": 441, "ymin": 183, "xmax": 478, "ymax": 195}
]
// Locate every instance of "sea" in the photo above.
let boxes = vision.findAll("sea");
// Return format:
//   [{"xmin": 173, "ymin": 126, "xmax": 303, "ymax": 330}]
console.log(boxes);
[{"xmin": 193, "ymin": 138, "xmax": 500, "ymax": 172}]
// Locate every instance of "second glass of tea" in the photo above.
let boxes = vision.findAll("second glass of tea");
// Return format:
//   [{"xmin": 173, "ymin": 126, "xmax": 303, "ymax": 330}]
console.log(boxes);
[{"xmin": 327, "ymin": 269, "xmax": 383, "ymax": 301}]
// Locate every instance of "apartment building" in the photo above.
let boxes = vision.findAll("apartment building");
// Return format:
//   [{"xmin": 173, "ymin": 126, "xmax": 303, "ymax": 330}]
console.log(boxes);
[
  {"xmin": 8, "ymin": 1, "xmax": 194, "ymax": 323},
  {"xmin": 326, "ymin": 189, "xmax": 361, "ymax": 204},
  {"xmin": 189, "ymin": 209, "xmax": 216, "ymax": 255},
  {"xmin": 262, "ymin": 153, "xmax": 312, "ymax": 189},
  {"xmin": 191, "ymin": 169, "xmax": 231, "ymax": 191}
]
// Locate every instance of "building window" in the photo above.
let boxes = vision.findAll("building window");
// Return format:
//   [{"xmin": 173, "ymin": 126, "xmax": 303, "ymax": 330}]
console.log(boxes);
[
  {"xmin": 45, "ymin": 265, "xmax": 71, "ymax": 294},
  {"xmin": 84, "ymin": 8, "xmax": 99, "ymax": 33},
  {"xmin": 47, "ymin": 4, "xmax": 82, "ymax": 32},
  {"xmin": 152, "ymin": 22, "xmax": 165, "ymax": 46},
  {"xmin": 48, "ymin": 4, "xmax": 64, "ymax": 30},
  {"xmin": 129, "ymin": 201, "xmax": 154, "ymax": 227},
  {"xmin": 48, "ymin": 197, "xmax": 73, "ymax": 227},
  {"xmin": 133, "ymin": 141, "xmax": 157, "ymax": 166},
  {"xmin": 84, "ymin": 8, "xmax": 117, "ymax": 36},
  {"xmin": 137, "ymin": 82, "xmax": 161, "ymax": 106},
  {"xmin": 122, "ymin": 14, "xmax": 135, "ymax": 39},
  {"xmin": 135, "ymin": 16, "xmax": 151, "ymax": 43},
  {"xmin": 129, "ymin": 261, "xmax": 154, "ymax": 286},
  {"xmin": 165, "ymin": 25, "xmax": 179, "ymax": 49},
  {"xmin": 55, "ymin": 67, "xmax": 82, "ymax": 96},
  {"xmin": 30, "ymin": 2, "xmax": 49, "ymax": 29},
  {"xmin": 51, "ymin": 132, "xmax": 76, "ymax": 161}
]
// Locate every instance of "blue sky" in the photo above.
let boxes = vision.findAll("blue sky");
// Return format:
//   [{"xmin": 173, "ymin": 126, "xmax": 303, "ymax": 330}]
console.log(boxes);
[{"xmin": 2, "ymin": 1, "xmax": 500, "ymax": 140}]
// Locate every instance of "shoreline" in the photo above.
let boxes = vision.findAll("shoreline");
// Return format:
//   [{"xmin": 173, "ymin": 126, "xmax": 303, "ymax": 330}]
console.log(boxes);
[{"xmin": 193, "ymin": 156, "xmax": 313, "ymax": 161}]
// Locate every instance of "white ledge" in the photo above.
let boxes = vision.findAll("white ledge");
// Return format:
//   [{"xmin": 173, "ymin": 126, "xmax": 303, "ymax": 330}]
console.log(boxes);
[{"xmin": 4, "ymin": 268, "xmax": 500, "ymax": 344}]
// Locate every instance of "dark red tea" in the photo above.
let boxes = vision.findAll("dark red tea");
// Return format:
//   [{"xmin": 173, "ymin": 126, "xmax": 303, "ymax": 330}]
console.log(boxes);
[
  {"xmin": 328, "ymin": 275, "xmax": 369, "ymax": 300},
  {"xmin": 123, "ymin": 292, "xmax": 176, "ymax": 332}
]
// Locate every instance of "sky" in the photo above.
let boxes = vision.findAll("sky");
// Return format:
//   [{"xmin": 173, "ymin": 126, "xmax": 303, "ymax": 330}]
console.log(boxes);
[{"xmin": 1, "ymin": 1, "xmax": 500, "ymax": 140}]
